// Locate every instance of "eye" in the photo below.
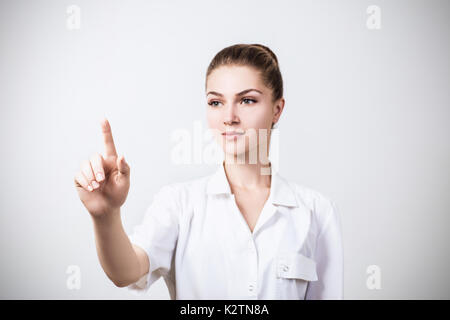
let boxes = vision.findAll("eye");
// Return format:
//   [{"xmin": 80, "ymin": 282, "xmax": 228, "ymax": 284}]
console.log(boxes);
[
  {"xmin": 241, "ymin": 98, "xmax": 257, "ymax": 105},
  {"xmin": 208, "ymin": 100, "xmax": 222, "ymax": 107}
]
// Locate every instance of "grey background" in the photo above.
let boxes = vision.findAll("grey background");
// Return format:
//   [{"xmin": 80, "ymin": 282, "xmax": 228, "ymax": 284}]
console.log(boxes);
[{"xmin": 0, "ymin": 0, "xmax": 449, "ymax": 299}]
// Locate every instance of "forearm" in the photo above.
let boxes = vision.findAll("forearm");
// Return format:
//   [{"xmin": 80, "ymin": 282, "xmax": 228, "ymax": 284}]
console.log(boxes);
[{"xmin": 90, "ymin": 208, "xmax": 141, "ymax": 287}]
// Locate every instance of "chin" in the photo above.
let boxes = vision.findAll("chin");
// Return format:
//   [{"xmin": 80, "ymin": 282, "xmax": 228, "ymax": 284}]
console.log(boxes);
[
  {"xmin": 224, "ymin": 141, "xmax": 246, "ymax": 153},
  {"xmin": 223, "ymin": 148, "xmax": 247, "ymax": 162}
]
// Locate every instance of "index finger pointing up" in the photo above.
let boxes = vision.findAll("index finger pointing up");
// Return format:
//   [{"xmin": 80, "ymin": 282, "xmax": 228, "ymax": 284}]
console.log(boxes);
[{"xmin": 100, "ymin": 118, "xmax": 118, "ymax": 157}]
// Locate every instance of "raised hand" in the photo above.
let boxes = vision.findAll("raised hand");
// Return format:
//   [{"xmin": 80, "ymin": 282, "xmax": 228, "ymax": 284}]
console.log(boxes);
[{"xmin": 74, "ymin": 118, "xmax": 130, "ymax": 217}]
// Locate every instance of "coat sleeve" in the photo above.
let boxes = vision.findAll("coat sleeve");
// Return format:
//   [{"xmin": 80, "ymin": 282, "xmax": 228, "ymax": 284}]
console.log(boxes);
[
  {"xmin": 126, "ymin": 184, "xmax": 181, "ymax": 296},
  {"xmin": 305, "ymin": 198, "xmax": 344, "ymax": 299}
]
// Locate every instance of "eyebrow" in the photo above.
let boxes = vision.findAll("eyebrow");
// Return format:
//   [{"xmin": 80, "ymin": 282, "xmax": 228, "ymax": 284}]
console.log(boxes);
[{"xmin": 206, "ymin": 88, "xmax": 263, "ymax": 97}]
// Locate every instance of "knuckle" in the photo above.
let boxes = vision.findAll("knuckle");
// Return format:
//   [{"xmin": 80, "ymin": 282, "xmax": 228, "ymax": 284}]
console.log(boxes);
[
  {"xmin": 82, "ymin": 167, "xmax": 93, "ymax": 179},
  {"xmin": 74, "ymin": 176, "xmax": 82, "ymax": 187}
]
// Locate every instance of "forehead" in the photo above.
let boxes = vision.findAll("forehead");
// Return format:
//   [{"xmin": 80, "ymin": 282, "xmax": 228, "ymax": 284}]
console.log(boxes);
[{"xmin": 206, "ymin": 65, "xmax": 266, "ymax": 94}]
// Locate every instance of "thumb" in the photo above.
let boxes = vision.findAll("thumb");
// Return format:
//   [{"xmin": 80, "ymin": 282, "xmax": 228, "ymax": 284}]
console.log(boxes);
[{"xmin": 117, "ymin": 155, "xmax": 130, "ymax": 177}]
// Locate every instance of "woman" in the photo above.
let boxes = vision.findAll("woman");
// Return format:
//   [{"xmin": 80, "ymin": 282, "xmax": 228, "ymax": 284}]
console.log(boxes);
[{"xmin": 74, "ymin": 44, "xmax": 343, "ymax": 299}]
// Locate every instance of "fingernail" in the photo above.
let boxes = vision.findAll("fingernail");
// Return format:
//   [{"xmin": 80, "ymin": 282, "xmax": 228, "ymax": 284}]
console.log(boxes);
[
  {"xmin": 92, "ymin": 181, "xmax": 99, "ymax": 189},
  {"xmin": 87, "ymin": 185, "xmax": 93, "ymax": 192},
  {"xmin": 96, "ymin": 173, "xmax": 104, "ymax": 181}
]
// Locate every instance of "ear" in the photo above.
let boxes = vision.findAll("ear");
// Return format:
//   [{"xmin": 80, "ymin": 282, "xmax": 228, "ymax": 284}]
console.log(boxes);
[{"xmin": 272, "ymin": 97, "xmax": 285, "ymax": 125}]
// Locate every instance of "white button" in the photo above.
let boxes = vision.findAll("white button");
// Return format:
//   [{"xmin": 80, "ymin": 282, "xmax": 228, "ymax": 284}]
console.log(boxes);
[
  {"xmin": 283, "ymin": 265, "xmax": 289, "ymax": 272},
  {"xmin": 248, "ymin": 284, "xmax": 254, "ymax": 292}
]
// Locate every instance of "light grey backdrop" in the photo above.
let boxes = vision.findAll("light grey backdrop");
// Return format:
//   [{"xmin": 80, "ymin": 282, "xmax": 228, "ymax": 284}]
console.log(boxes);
[{"xmin": 0, "ymin": 0, "xmax": 449, "ymax": 299}]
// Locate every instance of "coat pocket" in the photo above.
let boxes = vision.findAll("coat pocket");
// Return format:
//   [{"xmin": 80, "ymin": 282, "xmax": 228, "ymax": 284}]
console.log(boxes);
[{"xmin": 275, "ymin": 252, "xmax": 318, "ymax": 299}]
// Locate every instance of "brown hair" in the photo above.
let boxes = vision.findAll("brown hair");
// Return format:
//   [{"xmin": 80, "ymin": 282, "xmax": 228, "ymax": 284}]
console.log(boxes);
[{"xmin": 205, "ymin": 43, "xmax": 283, "ymax": 104}]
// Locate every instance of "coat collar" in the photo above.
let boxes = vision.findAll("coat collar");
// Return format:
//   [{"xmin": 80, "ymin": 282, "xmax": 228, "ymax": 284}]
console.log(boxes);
[{"xmin": 206, "ymin": 161, "xmax": 298, "ymax": 208}]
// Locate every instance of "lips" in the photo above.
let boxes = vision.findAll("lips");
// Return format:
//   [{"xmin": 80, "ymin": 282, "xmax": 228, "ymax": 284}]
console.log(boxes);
[
  {"xmin": 222, "ymin": 131, "xmax": 245, "ymax": 141},
  {"xmin": 222, "ymin": 130, "xmax": 245, "ymax": 136}
]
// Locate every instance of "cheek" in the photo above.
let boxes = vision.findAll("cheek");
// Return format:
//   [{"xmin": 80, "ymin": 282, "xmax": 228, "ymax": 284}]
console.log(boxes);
[
  {"xmin": 206, "ymin": 109, "xmax": 220, "ymax": 127},
  {"xmin": 242, "ymin": 107, "xmax": 272, "ymax": 129},
  {"xmin": 206, "ymin": 110, "xmax": 222, "ymax": 141}
]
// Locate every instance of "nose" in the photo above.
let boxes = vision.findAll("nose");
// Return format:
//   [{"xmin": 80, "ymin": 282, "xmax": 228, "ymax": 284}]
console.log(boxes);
[{"xmin": 224, "ymin": 103, "xmax": 240, "ymax": 126}]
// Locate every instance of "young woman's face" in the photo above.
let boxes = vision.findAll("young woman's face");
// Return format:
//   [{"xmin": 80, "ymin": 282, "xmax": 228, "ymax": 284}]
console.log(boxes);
[{"xmin": 206, "ymin": 65, "xmax": 284, "ymax": 163}]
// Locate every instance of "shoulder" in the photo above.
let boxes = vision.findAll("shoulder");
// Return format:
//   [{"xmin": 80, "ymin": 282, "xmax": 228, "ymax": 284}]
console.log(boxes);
[
  {"xmin": 285, "ymin": 179, "xmax": 340, "ymax": 235},
  {"xmin": 292, "ymin": 182, "xmax": 337, "ymax": 213}
]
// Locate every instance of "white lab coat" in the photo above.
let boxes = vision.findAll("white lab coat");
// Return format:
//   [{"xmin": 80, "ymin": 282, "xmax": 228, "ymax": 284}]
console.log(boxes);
[{"xmin": 127, "ymin": 162, "xmax": 343, "ymax": 299}]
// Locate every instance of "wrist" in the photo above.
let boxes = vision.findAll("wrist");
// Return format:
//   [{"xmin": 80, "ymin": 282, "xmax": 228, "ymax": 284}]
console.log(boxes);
[{"xmin": 90, "ymin": 207, "xmax": 121, "ymax": 227}]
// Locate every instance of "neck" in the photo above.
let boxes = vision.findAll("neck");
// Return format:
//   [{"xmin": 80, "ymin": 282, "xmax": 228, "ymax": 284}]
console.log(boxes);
[{"xmin": 222, "ymin": 159, "xmax": 272, "ymax": 191}]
